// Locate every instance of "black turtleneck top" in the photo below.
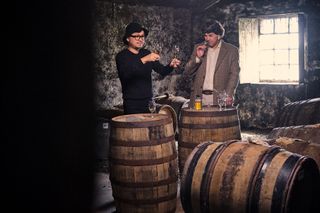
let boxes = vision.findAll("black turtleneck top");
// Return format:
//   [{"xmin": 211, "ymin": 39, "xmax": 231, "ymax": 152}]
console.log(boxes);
[{"xmin": 116, "ymin": 48, "xmax": 173, "ymax": 100}]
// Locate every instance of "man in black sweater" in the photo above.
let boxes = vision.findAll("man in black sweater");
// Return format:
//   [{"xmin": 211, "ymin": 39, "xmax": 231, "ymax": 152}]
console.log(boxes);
[{"xmin": 116, "ymin": 22, "xmax": 181, "ymax": 114}]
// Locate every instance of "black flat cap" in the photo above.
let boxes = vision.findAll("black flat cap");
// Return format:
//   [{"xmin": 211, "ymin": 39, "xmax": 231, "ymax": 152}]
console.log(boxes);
[{"xmin": 122, "ymin": 22, "xmax": 149, "ymax": 45}]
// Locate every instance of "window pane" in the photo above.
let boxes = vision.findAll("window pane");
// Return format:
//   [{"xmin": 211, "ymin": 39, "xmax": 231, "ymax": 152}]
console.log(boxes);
[
  {"xmin": 275, "ymin": 17, "xmax": 289, "ymax": 33},
  {"xmin": 260, "ymin": 50, "xmax": 274, "ymax": 65},
  {"xmin": 259, "ymin": 34, "xmax": 275, "ymax": 49},
  {"xmin": 288, "ymin": 33, "xmax": 299, "ymax": 49},
  {"xmin": 290, "ymin": 16, "xmax": 298, "ymax": 33},
  {"xmin": 274, "ymin": 34, "xmax": 289, "ymax": 49},
  {"xmin": 260, "ymin": 19, "xmax": 274, "ymax": 34},
  {"xmin": 275, "ymin": 50, "xmax": 288, "ymax": 65},
  {"xmin": 289, "ymin": 65, "xmax": 299, "ymax": 81},
  {"xmin": 239, "ymin": 14, "xmax": 302, "ymax": 84},
  {"xmin": 275, "ymin": 65, "xmax": 290, "ymax": 80},
  {"xmin": 260, "ymin": 65, "xmax": 275, "ymax": 80},
  {"xmin": 289, "ymin": 49, "xmax": 299, "ymax": 65}
]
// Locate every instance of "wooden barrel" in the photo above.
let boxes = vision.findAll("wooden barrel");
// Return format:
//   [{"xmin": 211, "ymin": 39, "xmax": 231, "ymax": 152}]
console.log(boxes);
[
  {"xmin": 275, "ymin": 98, "xmax": 320, "ymax": 127},
  {"xmin": 267, "ymin": 137, "xmax": 320, "ymax": 170},
  {"xmin": 178, "ymin": 107, "xmax": 241, "ymax": 174},
  {"xmin": 155, "ymin": 94, "xmax": 190, "ymax": 125},
  {"xmin": 268, "ymin": 123, "xmax": 320, "ymax": 144},
  {"xmin": 157, "ymin": 104, "xmax": 178, "ymax": 137},
  {"xmin": 110, "ymin": 113, "xmax": 178, "ymax": 213},
  {"xmin": 180, "ymin": 140, "xmax": 320, "ymax": 213}
]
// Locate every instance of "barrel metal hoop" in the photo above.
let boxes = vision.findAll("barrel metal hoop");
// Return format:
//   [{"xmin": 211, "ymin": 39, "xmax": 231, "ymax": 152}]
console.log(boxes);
[
  {"xmin": 200, "ymin": 140, "xmax": 238, "ymax": 212},
  {"xmin": 310, "ymin": 101, "xmax": 320, "ymax": 124},
  {"xmin": 109, "ymin": 152, "xmax": 177, "ymax": 166},
  {"xmin": 180, "ymin": 141, "xmax": 214, "ymax": 213},
  {"xmin": 113, "ymin": 193, "xmax": 177, "ymax": 205},
  {"xmin": 271, "ymin": 154, "xmax": 302, "ymax": 213},
  {"xmin": 290, "ymin": 100, "xmax": 306, "ymax": 126},
  {"xmin": 181, "ymin": 109, "xmax": 237, "ymax": 117},
  {"xmin": 278, "ymin": 104, "xmax": 294, "ymax": 126},
  {"xmin": 180, "ymin": 120, "xmax": 240, "ymax": 129},
  {"xmin": 111, "ymin": 116, "xmax": 172, "ymax": 128},
  {"xmin": 248, "ymin": 146, "xmax": 282, "ymax": 213},
  {"xmin": 111, "ymin": 135, "xmax": 175, "ymax": 147},
  {"xmin": 281, "ymin": 156, "xmax": 315, "ymax": 213},
  {"xmin": 110, "ymin": 175, "xmax": 177, "ymax": 188}
]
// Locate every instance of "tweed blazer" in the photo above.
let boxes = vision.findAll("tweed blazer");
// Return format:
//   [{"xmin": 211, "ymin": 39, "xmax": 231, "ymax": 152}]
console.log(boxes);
[{"xmin": 184, "ymin": 40, "xmax": 240, "ymax": 106}]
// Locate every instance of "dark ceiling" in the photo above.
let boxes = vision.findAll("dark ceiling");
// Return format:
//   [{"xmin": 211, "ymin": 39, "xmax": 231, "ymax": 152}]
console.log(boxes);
[{"xmin": 102, "ymin": 0, "xmax": 231, "ymax": 10}]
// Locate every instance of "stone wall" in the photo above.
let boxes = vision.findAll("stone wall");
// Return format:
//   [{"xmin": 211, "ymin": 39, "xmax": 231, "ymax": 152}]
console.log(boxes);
[
  {"xmin": 94, "ymin": 0, "xmax": 320, "ymax": 129},
  {"xmin": 94, "ymin": 2, "xmax": 192, "ymax": 110}
]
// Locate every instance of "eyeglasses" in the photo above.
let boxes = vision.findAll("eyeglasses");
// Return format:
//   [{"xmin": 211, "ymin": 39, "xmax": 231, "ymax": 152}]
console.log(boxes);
[{"xmin": 130, "ymin": 35, "xmax": 145, "ymax": 40}]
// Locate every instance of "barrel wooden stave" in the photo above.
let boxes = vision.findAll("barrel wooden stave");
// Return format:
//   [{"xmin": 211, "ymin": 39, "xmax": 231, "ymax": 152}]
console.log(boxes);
[
  {"xmin": 155, "ymin": 94, "xmax": 189, "ymax": 121},
  {"xmin": 258, "ymin": 150, "xmax": 292, "ymax": 213},
  {"xmin": 191, "ymin": 143, "xmax": 220, "ymax": 211},
  {"xmin": 115, "ymin": 200, "xmax": 177, "ymax": 213},
  {"xmin": 110, "ymin": 114, "xmax": 178, "ymax": 213},
  {"xmin": 276, "ymin": 98, "xmax": 320, "ymax": 127},
  {"xmin": 180, "ymin": 126, "xmax": 241, "ymax": 142},
  {"xmin": 178, "ymin": 107, "xmax": 241, "ymax": 174},
  {"xmin": 155, "ymin": 95, "xmax": 190, "ymax": 139},
  {"xmin": 267, "ymin": 137, "xmax": 320, "ymax": 170},
  {"xmin": 207, "ymin": 142, "xmax": 270, "ymax": 213},
  {"xmin": 180, "ymin": 140, "xmax": 320, "ymax": 213},
  {"xmin": 268, "ymin": 123, "xmax": 320, "ymax": 144},
  {"xmin": 112, "ymin": 182, "xmax": 177, "ymax": 212},
  {"xmin": 157, "ymin": 104, "xmax": 178, "ymax": 136}
]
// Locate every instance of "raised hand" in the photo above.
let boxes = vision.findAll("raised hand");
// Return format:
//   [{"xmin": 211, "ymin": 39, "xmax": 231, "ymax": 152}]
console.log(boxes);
[
  {"xmin": 196, "ymin": 44, "xmax": 207, "ymax": 58},
  {"xmin": 141, "ymin": 52, "xmax": 160, "ymax": 64},
  {"xmin": 170, "ymin": 58, "xmax": 181, "ymax": 68}
]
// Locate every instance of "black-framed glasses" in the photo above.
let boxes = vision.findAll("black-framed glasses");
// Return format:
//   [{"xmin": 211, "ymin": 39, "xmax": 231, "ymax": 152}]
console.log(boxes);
[{"xmin": 130, "ymin": 35, "xmax": 145, "ymax": 40}]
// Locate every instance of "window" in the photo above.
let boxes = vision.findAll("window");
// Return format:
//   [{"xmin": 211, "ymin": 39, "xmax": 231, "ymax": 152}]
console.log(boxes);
[{"xmin": 239, "ymin": 13, "xmax": 306, "ymax": 84}]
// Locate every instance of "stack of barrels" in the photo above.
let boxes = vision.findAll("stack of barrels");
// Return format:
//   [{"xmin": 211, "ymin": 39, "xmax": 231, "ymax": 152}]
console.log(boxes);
[
  {"xmin": 267, "ymin": 97, "xmax": 320, "ymax": 170},
  {"xmin": 108, "ymin": 96, "xmax": 320, "ymax": 213},
  {"xmin": 274, "ymin": 98, "xmax": 320, "ymax": 127}
]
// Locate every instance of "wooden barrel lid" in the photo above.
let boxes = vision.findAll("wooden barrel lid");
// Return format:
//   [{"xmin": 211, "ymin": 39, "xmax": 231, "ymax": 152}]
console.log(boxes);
[
  {"xmin": 111, "ymin": 113, "xmax": 172, "ymax": 128},
  {"xmin": 181, "ymin": 106, "xmax": 238, "ymax": 117}
]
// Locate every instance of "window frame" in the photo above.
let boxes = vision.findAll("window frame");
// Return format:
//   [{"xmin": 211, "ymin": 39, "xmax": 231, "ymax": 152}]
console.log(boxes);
[{"xmin": 238, "ymin": 13, "xmax": 307, "ymax": 85}]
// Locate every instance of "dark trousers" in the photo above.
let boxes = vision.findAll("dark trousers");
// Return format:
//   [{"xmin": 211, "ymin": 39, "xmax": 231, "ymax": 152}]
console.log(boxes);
[{"xmin": 123, "ymin": 98, "xmax": 150, "ymax": 114}]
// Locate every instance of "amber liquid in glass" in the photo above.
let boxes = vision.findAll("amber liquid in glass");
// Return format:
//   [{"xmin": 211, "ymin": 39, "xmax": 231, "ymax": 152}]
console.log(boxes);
[{"xmin": 194, "ymin": 99, "xmax": 202, "ymax": 110}]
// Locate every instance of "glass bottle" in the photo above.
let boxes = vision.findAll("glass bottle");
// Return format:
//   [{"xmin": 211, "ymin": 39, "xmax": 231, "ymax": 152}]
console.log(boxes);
[{"xmin": 194, "ymin": 95, "xmax": 202, "ymax": 110}]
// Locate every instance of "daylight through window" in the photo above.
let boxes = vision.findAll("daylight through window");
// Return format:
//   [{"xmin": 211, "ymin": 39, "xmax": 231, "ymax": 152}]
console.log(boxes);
[{"xmin": 239, "ymin": 13, "xmax": 306, "ymax": 84}]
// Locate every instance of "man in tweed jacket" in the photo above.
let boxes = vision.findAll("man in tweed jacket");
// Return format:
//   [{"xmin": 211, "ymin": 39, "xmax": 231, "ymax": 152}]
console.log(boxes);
[{"xmin": 184, "ymin": 20, "xmax": 240, "ymax": 107}]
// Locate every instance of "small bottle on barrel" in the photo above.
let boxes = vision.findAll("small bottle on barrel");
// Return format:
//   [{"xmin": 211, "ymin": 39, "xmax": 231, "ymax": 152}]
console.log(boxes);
[{"xmin": 194, "ymin": 95, "xmax": 202, "ymax": 110}]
